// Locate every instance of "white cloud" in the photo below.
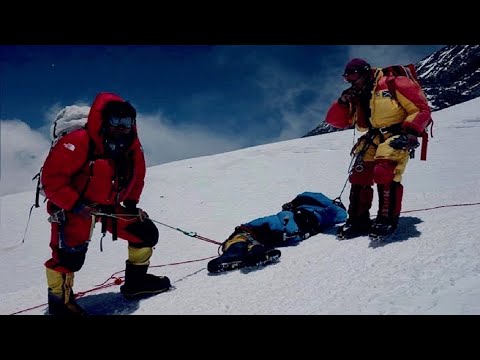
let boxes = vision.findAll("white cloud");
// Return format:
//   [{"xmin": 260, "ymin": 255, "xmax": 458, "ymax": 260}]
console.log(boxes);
[
  {"xmin": 0, "ymin": 120, "xmax": 51, "ymax": 196},
  {"xmin": 253, "ymin": 62, "xmax": 344, "ymax": 141},
  {"xmin": 137, "ymin": 112, "xmax": 248, "ymax": 166},
  {"xmin": 0, "ymin": 108, "xmax": 249, "ymax": 196}
]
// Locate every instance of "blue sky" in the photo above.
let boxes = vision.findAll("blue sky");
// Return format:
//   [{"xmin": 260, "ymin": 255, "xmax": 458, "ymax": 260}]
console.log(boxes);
[
  {"xmin": 2, "ymin": 45, "xmax": 443, "ymax": 136},
  {"xmin": 0, "ymin": 45, "xmax": 444, "ymax": 195}
]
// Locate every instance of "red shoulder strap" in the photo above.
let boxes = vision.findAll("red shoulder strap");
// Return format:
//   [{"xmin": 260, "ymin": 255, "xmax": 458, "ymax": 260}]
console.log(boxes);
[
  {"xmin": 420, "ymin": 130, "xmax": 428, "ymax": 161},
  {"xmin": 386, "ymin": 76, "xmax": 397, "ymax": 101},
  {"xmin": 420, "ymin": 119, "xmax": 434, "ymax": 161}
]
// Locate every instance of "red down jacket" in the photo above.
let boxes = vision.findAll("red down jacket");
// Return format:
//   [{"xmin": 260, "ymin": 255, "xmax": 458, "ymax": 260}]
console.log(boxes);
[{"xmin": 41, "ymin": 92, "xmax": 146, "ymax": 211}]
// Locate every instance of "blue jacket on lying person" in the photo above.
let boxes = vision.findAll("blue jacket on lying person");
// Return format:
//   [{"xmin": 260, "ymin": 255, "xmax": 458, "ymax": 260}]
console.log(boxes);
[
  {"xmin": 207, "ymin": 192, "xmax": 347, "ymax": 273},
  {"xmin": 244, "ymin": 191, "xmax": 347, "ymax": 245}
]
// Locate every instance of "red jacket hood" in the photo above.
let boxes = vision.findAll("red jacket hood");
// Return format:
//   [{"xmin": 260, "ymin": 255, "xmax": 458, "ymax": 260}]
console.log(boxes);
[{"xmin": 87, "ymin": 92, "xmax": 138, "ymax": 154}]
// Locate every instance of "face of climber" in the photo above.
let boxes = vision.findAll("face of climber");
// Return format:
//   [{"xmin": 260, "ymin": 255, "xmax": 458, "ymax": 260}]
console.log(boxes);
[
  {"xmin": 343, "ymin": 58, "xmax": 372, "ymax": 91},
  {"xmin": 103, "ymin": 115, "xmax": 135, "ymax": 154},
  {"xmin": 106, "ymin": 115, "xmax": 133, "ymax": 138}
]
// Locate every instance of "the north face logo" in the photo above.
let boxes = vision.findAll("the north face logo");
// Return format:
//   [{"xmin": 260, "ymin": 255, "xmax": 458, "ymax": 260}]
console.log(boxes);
[{"xmin": 63, "ymin": 143, "xmax": 75, "ymax": 151}]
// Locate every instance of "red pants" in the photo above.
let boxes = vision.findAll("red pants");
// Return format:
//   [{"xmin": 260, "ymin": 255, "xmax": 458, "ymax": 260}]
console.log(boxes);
[
  {"xmin": 348, "ymin": 161, "xmax": 403, "ymax": 223},
  {"xmin": 347, "ymin": 132, "xmax": 410, "ymax": 224},
  {"xmin": 45, "ymin": 203, "xmax": 159, "ymax": 273}
]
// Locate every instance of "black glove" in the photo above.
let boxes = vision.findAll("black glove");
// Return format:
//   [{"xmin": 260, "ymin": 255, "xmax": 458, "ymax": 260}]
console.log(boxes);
[
  {"xmin": 282, "ymin": 202, "xmax": 294, "ymax": 211},
  {"xmin": 123, "ymin": 200, "xmax": 138, "ymax": 212},
  {"xmin": 338, "ymin": 87, "xmax": 360, "ymax": 105},
  {"xmin": 123, "ymin": 200, "xmax": 149, "ymax": 221},
  {"xmin": 389, "ymin": 134, "xmax": 419, "ymax": 150}
]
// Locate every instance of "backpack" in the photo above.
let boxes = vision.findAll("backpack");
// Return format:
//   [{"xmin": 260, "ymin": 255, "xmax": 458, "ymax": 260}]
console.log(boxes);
[
  {"xmin": 32, "ymin": 105, "xmax": 91, "ymax": 208},
  {"xmin": 382, "ymin": 64, "xmax": 434, "ymax": 161}
]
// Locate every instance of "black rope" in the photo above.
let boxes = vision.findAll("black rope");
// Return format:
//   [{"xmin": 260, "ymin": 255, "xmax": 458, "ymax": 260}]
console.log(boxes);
[
  {"xmin": 335, "ymin": 130, "xmax": 372, "ymax": 207},
  {"xmin": 21, "ymin": 204, "xmax": 36, "ymax": 244},
  {"xmin": 94, "ymin": 212, "xmax": 222, "ymax": 246},
  {"xmin": 149, "ymin": 219, "xmax": 222, "ymax": 245}
]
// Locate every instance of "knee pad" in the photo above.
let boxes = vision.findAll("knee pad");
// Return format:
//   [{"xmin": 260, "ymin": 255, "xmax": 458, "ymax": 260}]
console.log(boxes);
[
  {"xmin": 373, "ymin": 160, "xmax": 397, "ymax": 184},
  {"xmin": 128, "ymin": 246, "xmax": 153, "ymax": 265},
  {"xmin": 125, "ymin": 219, "xmax": 159, "ymax": 248},
  {"xmin": 58, "ymin": 246, "xmax": 88, "ymax": 272},
  {"xmin": 349, "ymin": 161, "xmax": 374, "ymax": 186}
]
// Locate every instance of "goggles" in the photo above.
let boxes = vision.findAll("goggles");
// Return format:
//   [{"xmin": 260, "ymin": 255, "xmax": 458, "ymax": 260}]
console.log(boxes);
[
  {"xmin": 342, "ymin": 70, "xmax": 362, "ymax": 83},
  {"xmin": 109, "ymin": 116, "xmax": 134, "ymax": 128}
]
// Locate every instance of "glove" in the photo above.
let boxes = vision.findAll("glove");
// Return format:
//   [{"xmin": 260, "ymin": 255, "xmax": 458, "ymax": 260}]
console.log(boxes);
[
  {"xmin": 123, "ymin": 200, "xmax": 149, "ymax": 222},
  {"xmin": 338, "ymin": 87, "xmax": 360, "ymax": 105},
  {"xmin": 72, "ymin": 202, "xmax": 97, "ymax": 219},
  {"xmin": 282, "ymin": 202, "xmax": 294, "ymax": 212},
  {"xmin": 389, "ymin": 134, "xmax": 420, "ymax": 151}
]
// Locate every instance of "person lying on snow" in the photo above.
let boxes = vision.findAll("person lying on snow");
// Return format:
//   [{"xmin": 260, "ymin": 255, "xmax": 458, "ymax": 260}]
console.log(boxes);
[{"xmin": 207, "ymin": 192, "xmax": 347, "ymax": 273}]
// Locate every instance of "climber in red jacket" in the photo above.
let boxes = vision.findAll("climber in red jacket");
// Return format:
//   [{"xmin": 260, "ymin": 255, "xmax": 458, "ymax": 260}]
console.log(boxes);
[{"xmin": 41, "ymin": 92, "xmax": 170, "ymax": 315}]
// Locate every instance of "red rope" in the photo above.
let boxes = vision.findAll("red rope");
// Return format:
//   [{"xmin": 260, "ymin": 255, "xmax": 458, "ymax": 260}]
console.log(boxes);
[
  {"xmin": 10, "ymin": 201, "xmax": 480, "ymax": 315},
  {"xmin": 401, "ymin": 202, "xmax": 480, "ymax": 214},
  {"xmin": 10, "ymin": 302, "xmax": 48, "ymax": 315},
  {"xmin": 193, "ymin": 234, "xmax": 222, "ymax": 245},
  {"xmin": 9, "ymin": 255, "xmax": 217, "ymax": 315}
]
